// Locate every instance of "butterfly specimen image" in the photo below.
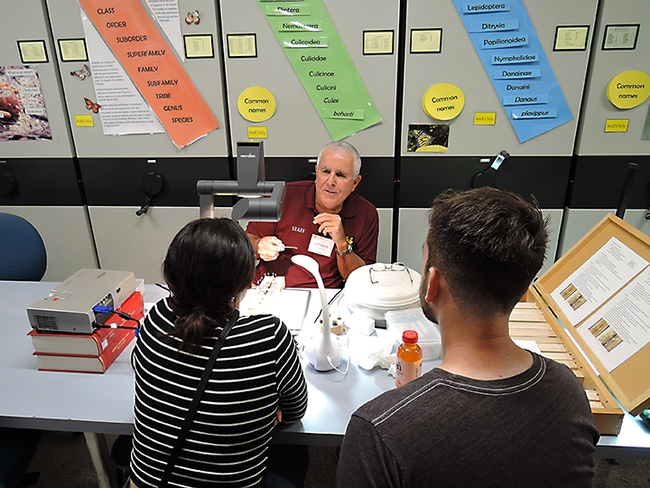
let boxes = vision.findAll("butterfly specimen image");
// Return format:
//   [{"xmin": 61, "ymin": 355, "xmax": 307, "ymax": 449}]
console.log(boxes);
[
  {"xmin": 407, "ymin": 124, "xmax": 450, "ymax": 152},
  {"xmin": 185, "ymin": 10, "xmax": 200, "ymax": 25},
  {"xmin": 84, "ymin": 97, "xmax": 100, "ymax": 113},
  {"xmin": 70, "ymin": 64, "xmax": 90, "ymax": 80}
]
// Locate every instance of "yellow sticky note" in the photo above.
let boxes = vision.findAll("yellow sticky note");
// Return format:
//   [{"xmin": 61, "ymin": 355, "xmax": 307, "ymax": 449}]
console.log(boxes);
[
  {"xmin": 248, "ymin": 126, "xmax": 268, "ymax": 139},
  {"xmin": 605, "ymin": 119, "xmax": 629, "ymax": 133},
  {"xmin": 74, "ymin": 115, "xmax": 94, "ymax": 127},
  {"xmin": 474, "ymin": 112, "xmax": 496, "ymax": 125}
]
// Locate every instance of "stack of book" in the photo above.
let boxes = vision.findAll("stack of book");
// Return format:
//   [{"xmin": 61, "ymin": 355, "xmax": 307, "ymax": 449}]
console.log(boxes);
[{"xmin": 28, "ymin": 291, "xmax": 144, "ymax": 373}]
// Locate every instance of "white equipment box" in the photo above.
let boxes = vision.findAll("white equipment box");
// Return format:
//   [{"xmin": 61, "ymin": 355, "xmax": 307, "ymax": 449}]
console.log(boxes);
[{"xmin": 27, "ymin": 269, "xmax": 136, "ymax": 334}]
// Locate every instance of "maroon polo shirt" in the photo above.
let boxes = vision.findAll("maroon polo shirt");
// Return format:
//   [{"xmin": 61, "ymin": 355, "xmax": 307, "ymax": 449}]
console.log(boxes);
[{"xmin": 246, "ymin": 181, "xmax": 379, "ymax": 288}]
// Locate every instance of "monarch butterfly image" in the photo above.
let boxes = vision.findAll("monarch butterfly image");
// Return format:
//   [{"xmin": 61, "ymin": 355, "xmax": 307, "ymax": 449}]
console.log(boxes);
[
  {"xmin": 84, "ymin": 97, "xmax": 100, "ymax": 113},
  {"xmin": 71, "ymin": 64, "xmax": 90, "ymax": 80},
  {"xmin": 407, "ymin": 124, "xmax": 450, "ymax": 153},
  {"xmin": 414, "ymin": 129, "xmax": 434, "ymax": 148}
]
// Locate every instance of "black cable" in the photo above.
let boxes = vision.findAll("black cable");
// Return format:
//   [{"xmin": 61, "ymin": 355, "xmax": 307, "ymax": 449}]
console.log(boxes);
[
  {"xmin": 313, "ymin": 288, "xmax": 344, "ymax": 323},
  {"xmin": 92, "ymin": 310, "xmax": 141, "ymax": 330},
  {"xmin": 113, "ymin": 310, "xmax": 141, "ymax": 326},
  {"xmin": 94, "ymin": 323, "xmax": 140, "ymax": 331}
]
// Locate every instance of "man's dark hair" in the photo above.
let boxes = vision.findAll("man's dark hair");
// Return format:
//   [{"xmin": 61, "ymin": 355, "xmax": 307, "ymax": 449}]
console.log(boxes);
[
  {"xmin": 163, "ymin": 218, "xmax": 255, "ymax": 349},
  {"xmin": 425, "ymin": 187, "xmax": 548, "ymax": 317}
]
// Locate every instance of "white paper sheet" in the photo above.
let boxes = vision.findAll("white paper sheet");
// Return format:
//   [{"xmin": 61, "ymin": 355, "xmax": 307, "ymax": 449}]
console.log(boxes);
[
  {"xmin": 577, "ymin": 267, "xmax": 650, "ymax": 372},
  {"xmin": 81, "ymin": 11, "xmax": 165, "ymax": 136},
  {"xmin": 550, "ymin": 237, "xmax": 648, "ymax": 325}
]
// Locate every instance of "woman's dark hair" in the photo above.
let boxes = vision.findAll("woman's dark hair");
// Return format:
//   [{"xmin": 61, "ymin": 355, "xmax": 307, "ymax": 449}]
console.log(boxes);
[{"xmin": 163, "ymin": 218, "xmax": 255, "ymax": 350}]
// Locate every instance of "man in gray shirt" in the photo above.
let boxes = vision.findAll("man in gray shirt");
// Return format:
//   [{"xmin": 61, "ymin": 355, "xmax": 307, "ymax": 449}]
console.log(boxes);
[{"xmin": 336, "ymin": 187, "xmax": 599, "ymax": 487}]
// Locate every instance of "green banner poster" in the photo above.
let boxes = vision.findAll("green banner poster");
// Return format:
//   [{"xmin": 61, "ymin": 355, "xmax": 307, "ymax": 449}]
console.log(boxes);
[{"xmin": 258, "ymin": 0, "xmax": 381, "ymax": 141}]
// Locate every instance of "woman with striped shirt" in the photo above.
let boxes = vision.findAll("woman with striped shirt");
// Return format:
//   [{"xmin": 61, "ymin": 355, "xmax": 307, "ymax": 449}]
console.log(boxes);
[{"xmin": 130, "ymin": 218, "xmax": 308, "ymax": 488}]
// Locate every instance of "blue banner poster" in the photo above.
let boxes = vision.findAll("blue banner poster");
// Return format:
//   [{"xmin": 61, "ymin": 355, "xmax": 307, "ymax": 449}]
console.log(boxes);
[{"xmin": 453, "ymin": 1, "xmax": 572, "ymax": 143}]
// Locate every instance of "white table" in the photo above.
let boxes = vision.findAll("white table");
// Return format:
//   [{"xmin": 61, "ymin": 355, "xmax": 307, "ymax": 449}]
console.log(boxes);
[
  {"xmin": 1, "ymin": 281, "xmax": 650, "ymax": 488},
  {"xmin": 0, "ymin": 281, "xmax": 165, "ymax": 488},
  {"xmin": 0, "ymin": 281, "xmax": 392, "ymax": 439}
]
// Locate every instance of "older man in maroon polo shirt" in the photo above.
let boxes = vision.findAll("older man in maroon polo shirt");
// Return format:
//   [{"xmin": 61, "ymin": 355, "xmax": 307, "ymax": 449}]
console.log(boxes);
[{"xmin": 246, "ymin": 141, "xmax": 379, "ymax": 288}]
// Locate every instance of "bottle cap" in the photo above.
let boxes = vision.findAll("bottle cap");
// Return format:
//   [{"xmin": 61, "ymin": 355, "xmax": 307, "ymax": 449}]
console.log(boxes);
[{"xmin": 402, "ymin": 330, "xmax": 418, "ymax": 343}]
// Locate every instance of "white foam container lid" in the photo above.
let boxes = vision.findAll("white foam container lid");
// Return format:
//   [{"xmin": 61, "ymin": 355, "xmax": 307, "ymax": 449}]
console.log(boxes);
[
  {"xmin": 385, "ymin": 307, "xmax": 442, "ymax": 361},
  {"xmin": 343, "ymin": 264, "xmax": 421, "ymax": 320}
]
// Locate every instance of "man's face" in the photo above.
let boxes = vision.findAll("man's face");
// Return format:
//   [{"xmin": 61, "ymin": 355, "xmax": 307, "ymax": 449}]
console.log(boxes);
[
  {"xmin": 419, "ymin": 245, "xmax": 439, "ymax": 324},
  {"xmin": 314, "ymin": 148, "xmax": 361, "ymax": 214}
]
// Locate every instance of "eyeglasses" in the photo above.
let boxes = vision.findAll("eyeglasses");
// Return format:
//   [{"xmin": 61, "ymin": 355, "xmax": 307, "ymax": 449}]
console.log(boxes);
[{"xmin": 369, "ymin": 262, "xmax": 413, "ymax": 284}]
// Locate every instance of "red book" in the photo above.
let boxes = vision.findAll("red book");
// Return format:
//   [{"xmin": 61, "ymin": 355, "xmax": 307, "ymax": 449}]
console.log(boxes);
[
  {"xmin": 29, "ymin": 325, "xmax": 127, "ymax": 356},
  {"xmin": 27, "ymin": 291, "xmax": 144, "ymax": 356},
  {"xmin": 34, "ymin": 328, "xmax": 135, "ymax": 373}
]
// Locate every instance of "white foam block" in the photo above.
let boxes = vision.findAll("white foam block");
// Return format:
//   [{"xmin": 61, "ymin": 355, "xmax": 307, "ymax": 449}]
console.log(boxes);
[{"xmin": 346, "ymin": 312, "xmax": 376, "ymax": 335}]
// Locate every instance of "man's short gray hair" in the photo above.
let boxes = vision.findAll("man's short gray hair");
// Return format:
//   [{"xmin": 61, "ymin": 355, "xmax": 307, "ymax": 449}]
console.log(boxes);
[{"xmin": 317, "ymin": 141, "xmax": 362, "ymax": 177}]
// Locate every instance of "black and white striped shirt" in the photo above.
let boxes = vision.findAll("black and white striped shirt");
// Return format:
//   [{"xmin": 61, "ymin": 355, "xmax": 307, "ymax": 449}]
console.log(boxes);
[{"xmin": 130, "ymin": 298, "xmax": 308, "ymax": 487}]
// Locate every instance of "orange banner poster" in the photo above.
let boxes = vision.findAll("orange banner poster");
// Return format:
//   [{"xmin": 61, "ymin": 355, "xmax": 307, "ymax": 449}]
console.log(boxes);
[{"xmin": 78, "ymin": 0, "xmax": 218, "ymax": 148}]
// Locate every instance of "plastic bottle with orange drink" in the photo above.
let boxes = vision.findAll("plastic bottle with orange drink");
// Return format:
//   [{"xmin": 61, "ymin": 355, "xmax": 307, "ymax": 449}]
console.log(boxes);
[{"xmin": 395, "ymin": 330, "xmax": 422, "ymax": 387}]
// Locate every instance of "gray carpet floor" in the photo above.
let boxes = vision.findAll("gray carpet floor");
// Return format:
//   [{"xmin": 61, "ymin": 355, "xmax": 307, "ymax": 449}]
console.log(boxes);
[{"xmin": 19, "ymin": 430, "xmax": 650, "ymax": 487}]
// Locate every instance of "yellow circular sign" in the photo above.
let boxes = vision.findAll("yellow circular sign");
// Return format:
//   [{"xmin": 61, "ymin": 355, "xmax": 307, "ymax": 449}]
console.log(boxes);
[
  {"xmin": 238, "ymin": 86, "xmax": 276, "ymax": 122},
  {"xmin": 606, "ymin": 70, "xmax": 650, "ymax": 109},
  {"xmin": 422, "ymin": 83, "xmax": 465, "ymax": 120},
  {"xmin": 416, "ymin": 145, "xmax": 448, "ymax": 153}
]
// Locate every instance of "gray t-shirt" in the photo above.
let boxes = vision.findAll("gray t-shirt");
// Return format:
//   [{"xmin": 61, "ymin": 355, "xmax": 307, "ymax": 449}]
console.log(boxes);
[{"xmin": 336, "ymin": 352, "xmax": 599, "ymax": 487}]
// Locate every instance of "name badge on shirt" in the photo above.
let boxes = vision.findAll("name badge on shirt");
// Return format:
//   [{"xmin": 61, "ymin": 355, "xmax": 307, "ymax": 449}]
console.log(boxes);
[{"xmin": 308, "ymin": 234, "xmax": 334, "ymax": 257}]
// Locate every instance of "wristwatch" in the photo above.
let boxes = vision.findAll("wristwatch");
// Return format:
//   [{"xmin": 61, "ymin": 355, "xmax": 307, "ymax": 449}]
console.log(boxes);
[{"xmin": 336, "ymin": 242, "xmax": 353, "ymax": 256}]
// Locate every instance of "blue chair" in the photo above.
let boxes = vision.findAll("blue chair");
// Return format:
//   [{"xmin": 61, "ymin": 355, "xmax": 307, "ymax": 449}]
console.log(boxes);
[
  {"xmin": 0, "ymin": 213, "xmax": 46, "ymax": 487},
  {"xmin": 0, "ymin": 213, "xmax": 47, "ymax": 281}
]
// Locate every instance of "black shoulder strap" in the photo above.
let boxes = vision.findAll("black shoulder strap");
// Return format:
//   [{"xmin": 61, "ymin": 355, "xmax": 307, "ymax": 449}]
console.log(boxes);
[{"xmin": 159, "ymin": 311, "xmax": 239, "ymax": 487}]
